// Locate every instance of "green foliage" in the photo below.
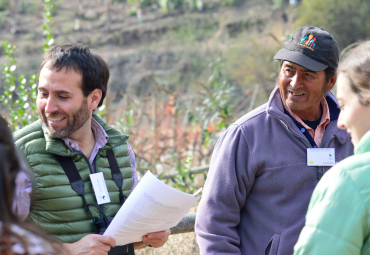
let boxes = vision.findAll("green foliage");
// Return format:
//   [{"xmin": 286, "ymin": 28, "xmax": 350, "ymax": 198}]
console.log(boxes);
[
  {"xmin": 158, "ymin": 0, "xmax": 169, "ymax": 13},
  {"xmin": 42, "ymin": 0, "xmax": 55, "ymax": 53},
  {"xmin": 0, "ymin": 42, "xmax": 38, "ymax": 130},
  {"xmin": 0, "ymin": 0, "xmax": 8, "ymax": 11},
  {"xmin": 127, "ymin": 0, "xmax": 139, "ymax": 8},
  {"xmin": 166, "ymin": 155, "xmax": 199, "ymax": 193},
  {"xmin": 112, "ymin": 100, "xmax": 141, "ymax": 135},
  {"xmin": 220, "ymin": 0, "xmax": 237, "ymax": 6},
  {"xmin": 127, "ymin": 0, "xmax": 236, "ymax": 14},
  {"xmin": 191, "ymin": 57, "xmax": 235, "ymax": 147},
  {"xmin": 167, "ymin": 19, "xmax": 218, "ymax": 46},
  {"xmin": 294, "ymin": 0, "xmax": 370, "ymax": 49},
  {"xmin": 1, "ymin": 0, "xmax": 54, "ymax": 131},
  {"xmin": 272, "ymin": 0, "xmax": 287, "ymax": 9},
  {"xmin": 20, "ymin": 0, "xmax": 41, "ymax": 15},
  {"xmin": 184, "ymin": 0, "xmax": 203, "ymax": 10},
  {"xmin": 225, "ymin": 33, "xmax": 281, "ymax": 86}
]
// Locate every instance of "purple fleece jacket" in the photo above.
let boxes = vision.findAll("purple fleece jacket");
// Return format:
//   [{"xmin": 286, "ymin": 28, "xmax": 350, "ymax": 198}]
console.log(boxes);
[{"xmin": 195, "ymin": 87, "xmax": 354, "ymax": 255}]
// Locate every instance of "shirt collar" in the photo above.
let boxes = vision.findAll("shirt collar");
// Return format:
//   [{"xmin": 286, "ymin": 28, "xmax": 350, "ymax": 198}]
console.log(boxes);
[
  {"xmin": 284, "ymin": 97, "xmax": 330, "ymax": 126},
  {"xmin": 325, "ymin": 92, "xmax": 340, "ymax": 120},
  {"xmin": 62, "ymin": 118, "xmax": 109, "ymax": 152}
]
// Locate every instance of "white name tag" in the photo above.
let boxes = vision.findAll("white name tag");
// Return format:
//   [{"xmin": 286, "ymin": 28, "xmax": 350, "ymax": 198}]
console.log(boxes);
[
  {"xmin": 89, "ymin": 172, "xmax": 111, "ymax": 205},
  {"xmin": 307, "ymin": 148, "xmax": 335, "ymax": 166}
]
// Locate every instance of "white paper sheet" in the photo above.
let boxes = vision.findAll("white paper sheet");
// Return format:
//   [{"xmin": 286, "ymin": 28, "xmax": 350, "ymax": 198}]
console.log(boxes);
[{"xmin": 103, "ymin": 170, "xmax": 201, "ymax": 246}]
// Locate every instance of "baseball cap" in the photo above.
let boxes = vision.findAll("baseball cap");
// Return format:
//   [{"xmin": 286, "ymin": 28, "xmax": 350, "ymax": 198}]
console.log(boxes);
[{"xmin": 273, "ymin": 26, "xmax": 339, "ymax": 72}]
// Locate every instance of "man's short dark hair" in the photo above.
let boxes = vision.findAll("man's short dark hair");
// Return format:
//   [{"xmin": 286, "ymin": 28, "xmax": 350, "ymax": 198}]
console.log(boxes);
[
  {"xmin": 39, "ymin": 43, "xmax": 109, "ymax": 107},
  {"xmin": 324, "ymin": 66, "xmax": 336, "ymax": 84}
]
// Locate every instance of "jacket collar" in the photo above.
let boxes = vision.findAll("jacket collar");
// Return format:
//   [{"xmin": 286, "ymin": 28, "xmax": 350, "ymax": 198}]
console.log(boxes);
[
  {"xmin": 267, "ymin": 86, "xmax": 350, "ymax": 145},
  {"xmin": 355, "ymin": 130, "xmax": 370, "ymax": 155}
]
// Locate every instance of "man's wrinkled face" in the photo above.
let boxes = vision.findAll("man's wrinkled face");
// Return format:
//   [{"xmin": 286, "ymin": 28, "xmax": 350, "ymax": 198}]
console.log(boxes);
[
  {"xmin": 36, "ymin": 66, "xmax": 91, "ymax": 139},
  {"xmin": 278, "ymin": 61, "xmax": 330, "ymax": 120}
]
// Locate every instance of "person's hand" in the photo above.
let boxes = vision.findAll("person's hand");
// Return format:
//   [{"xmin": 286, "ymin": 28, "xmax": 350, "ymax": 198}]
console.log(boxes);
[
  {"xmin": 64, "ymin": 234, "xmax": 116, "ymax": 255},
  {"xmin": 142, "ymin": 229, "xmax": 171, "ymax": 248}
]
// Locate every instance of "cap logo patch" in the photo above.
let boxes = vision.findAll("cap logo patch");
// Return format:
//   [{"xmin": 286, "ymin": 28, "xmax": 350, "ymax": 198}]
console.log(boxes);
[{"xmin": 298, "ymin": 33, "xmax": 316, "ymax": 51}]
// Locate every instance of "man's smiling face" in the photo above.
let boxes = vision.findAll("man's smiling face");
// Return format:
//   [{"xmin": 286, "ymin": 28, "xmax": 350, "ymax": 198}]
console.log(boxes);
[
  {"xmin": 36, "ymin": 66, "xmax": 91, "ymax": 139},
  {"xmin": 278, "ymin": 61, "xmax": 333, "ymax": 121}
]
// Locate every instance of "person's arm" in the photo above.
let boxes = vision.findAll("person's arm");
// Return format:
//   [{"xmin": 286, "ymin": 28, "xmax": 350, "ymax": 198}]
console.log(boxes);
[
  {"xmin": 195, "ymin": 124, "xmax": 255, "ymax": 254},
  {"xmin": 64, "ymin": 234, "xmax": 116, "ymax": 255},
  {"xmin": 63, "ymin": 229, "xmax": 171, "ymax": 255},
  {"xmin": 127, "ymin": 142, "xmax": 138, "ymax": 190},
  {"xmin": 133, "ymin": 229, "xmax": 171, "ymax": 249},
  {"xmin": 294, "ymin": 168, "xmax": 366, "ymax": 255}
]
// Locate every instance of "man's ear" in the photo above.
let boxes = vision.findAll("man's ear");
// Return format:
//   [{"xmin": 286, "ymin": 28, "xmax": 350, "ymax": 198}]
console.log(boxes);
[
  {"xmin": 88, "ymin": 89, "xmax": 102, "ymax": 111},
  {"xmin": 327, "ymin": 72, "xmax": 337, "ymax": 91}
]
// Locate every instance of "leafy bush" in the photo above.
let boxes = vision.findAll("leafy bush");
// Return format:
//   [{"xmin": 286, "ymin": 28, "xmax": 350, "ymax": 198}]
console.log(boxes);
[
  {"xmin": 127, "ymin": 0, "xmax": 238, "ymax": 14},
  {"xmin": 0, "ymin": 0, "xmax": 54, "ymax": 131},
  {"xmin": 0, "ymin": 0, "xmax": 8, "ymax": 11},
  {"xmin": 191, "ymin": 57, "xmax": 235, "ymax": 147},
  {"xmin": 294, "ymin": 0, "xmax": 370, "ymax": 49},
  {"xmin": 166, "ymin": 155, "xmax": 200, "ymax": 193},
  {"xmin": 0, "ymin": 42, "xmax": 38, "ymax": 130},
  {"xmin": 224, "ymin": 33, "xmax": 281, "ymax": 86}
]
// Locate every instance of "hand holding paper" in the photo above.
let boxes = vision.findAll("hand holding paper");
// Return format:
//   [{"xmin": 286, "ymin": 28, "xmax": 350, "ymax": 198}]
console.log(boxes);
[{"xmin": 104, "ymin": 171, "xmax": 201, "ymax": 246}]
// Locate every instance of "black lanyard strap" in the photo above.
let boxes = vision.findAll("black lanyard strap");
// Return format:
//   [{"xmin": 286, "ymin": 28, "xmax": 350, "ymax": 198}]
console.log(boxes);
[
  {"xmin": 54, "ymin": 154, "xmax": 96, "ymax": 222},
  {"xmin": 106, "ymin": 149, "xmax": 127, "ymax": 205},
  {"xmin": 55, "ymin": 153, "xmax": 134, "ymax": 255},
  {"xmin": 55, "ymin": 154, "xmax": 112, "ymax": 226},
  {"xmin": 55, "ymin": 149, "xmax": 127, "ymax": 208}
]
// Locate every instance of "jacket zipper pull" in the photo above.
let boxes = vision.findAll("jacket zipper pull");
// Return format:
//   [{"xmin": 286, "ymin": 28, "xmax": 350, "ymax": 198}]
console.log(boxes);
[{"xmin": 317, "ymin": 166, "xmax": 323, "ymax": 180}]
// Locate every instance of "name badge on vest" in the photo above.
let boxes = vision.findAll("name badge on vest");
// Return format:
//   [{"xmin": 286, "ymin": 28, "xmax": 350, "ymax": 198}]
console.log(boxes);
[
  {"xmin": 90, "ymin": 172, "xmax": 111, "ymax": 205},
  {"xmin": 307, "ymin": 148, "xmax": 335, "ymax": 166}
]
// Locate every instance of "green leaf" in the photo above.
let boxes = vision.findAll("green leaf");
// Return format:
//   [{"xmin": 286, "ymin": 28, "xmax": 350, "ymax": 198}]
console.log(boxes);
[{"xmin": 127, "ymin": 115, "xmax": 134, "ymax": 127}]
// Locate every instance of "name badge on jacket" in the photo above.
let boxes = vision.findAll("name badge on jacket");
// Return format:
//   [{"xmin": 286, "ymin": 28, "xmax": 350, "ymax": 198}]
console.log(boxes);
[
  {"xmin": 307, "ymin": 148, "xmax": 335, "ymax": 166},
  {"xmin": 90, "ymin": 172, "xmax": 111, "ymax": 205}
]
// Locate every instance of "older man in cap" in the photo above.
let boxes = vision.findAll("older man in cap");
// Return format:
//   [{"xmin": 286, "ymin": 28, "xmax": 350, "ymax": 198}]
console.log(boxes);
[{"xmin": 195, "ymin": 26, "xmax": 354, "ymax": 254}]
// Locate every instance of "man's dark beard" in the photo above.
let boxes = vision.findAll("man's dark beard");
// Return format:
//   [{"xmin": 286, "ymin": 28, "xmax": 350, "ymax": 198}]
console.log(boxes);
[{"xmin": 39, "ymin": 98, "xmax": 90, "ymax": 138}]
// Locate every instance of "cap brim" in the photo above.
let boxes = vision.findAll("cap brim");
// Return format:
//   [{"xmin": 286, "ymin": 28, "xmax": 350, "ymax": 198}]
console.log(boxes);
[{"xmin": 273, "ymin": 48, "xmax": 328, "ymax": 72}]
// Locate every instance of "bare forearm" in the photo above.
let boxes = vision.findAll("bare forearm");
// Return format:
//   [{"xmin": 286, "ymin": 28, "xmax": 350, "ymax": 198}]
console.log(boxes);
[
  {"xmin": 133, "ymin": 242, "xmax": 146, "ymax": 250},
  {"xmin": 62, "ymin": 234, "xmax": 115, "ymax": 255}
]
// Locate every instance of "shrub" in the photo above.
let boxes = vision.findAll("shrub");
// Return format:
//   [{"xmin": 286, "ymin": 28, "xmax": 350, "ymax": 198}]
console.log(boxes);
[{"xmin": 294, "ymin": 0, "xmax": 370, "ymax": 49}]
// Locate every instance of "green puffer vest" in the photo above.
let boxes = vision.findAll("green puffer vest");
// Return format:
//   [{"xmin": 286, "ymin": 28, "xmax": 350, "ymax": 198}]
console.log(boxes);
[{"xmin": 13, "ymin": 114, "xmax": 133, "ymax": 243}]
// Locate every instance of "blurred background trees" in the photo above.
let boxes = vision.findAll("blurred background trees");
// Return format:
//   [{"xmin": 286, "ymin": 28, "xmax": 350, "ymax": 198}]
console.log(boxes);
[
  {"xmin": 1, "ymin": 1, "xmax": 369, "ymax": 252},
  {"xmin": 0, "ymin": 0, "xmax": 369, "ymax": 187},
  {"xmin": 294, "ymin": 0, "xmax": 370, "ymax": 50}
]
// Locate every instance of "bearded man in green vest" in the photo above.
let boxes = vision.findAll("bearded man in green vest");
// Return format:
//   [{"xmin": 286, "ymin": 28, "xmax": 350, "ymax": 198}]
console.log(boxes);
[{"xmin": 12, "ymin": 43, "xmax": 170, "ymax": 255}]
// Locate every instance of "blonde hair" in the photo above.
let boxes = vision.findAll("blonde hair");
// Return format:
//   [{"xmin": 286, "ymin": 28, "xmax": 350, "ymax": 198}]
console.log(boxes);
[{"xmin": 338, "ymin": 40, "xmax": 370, "ymax": 106}]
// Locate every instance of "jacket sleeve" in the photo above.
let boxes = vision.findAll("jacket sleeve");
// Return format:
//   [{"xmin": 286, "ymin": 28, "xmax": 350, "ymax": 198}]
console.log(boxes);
[
  {"xmin": 294, "ymin": 167, "xmax": 366, "ymax": 255},
  {"xmin": 126, "ymin": 142, "xmax": 139, "ymax": 190},
  {"xmin": 195, "ymin": 123, "xmax": 256, "ymax": 254},
  {"xmin": 13, "ymin": 157, "xmax": 32, "ymax": 221}
]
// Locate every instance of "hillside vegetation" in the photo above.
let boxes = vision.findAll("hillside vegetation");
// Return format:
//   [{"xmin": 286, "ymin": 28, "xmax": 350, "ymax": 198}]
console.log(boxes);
[
  {"xmin": 1, "ymin": 0, "xmax": 370, "ymax": 178},
  {"xmin": 1, "ymin": 1, "xmax": 369, "ymax": 253}
]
